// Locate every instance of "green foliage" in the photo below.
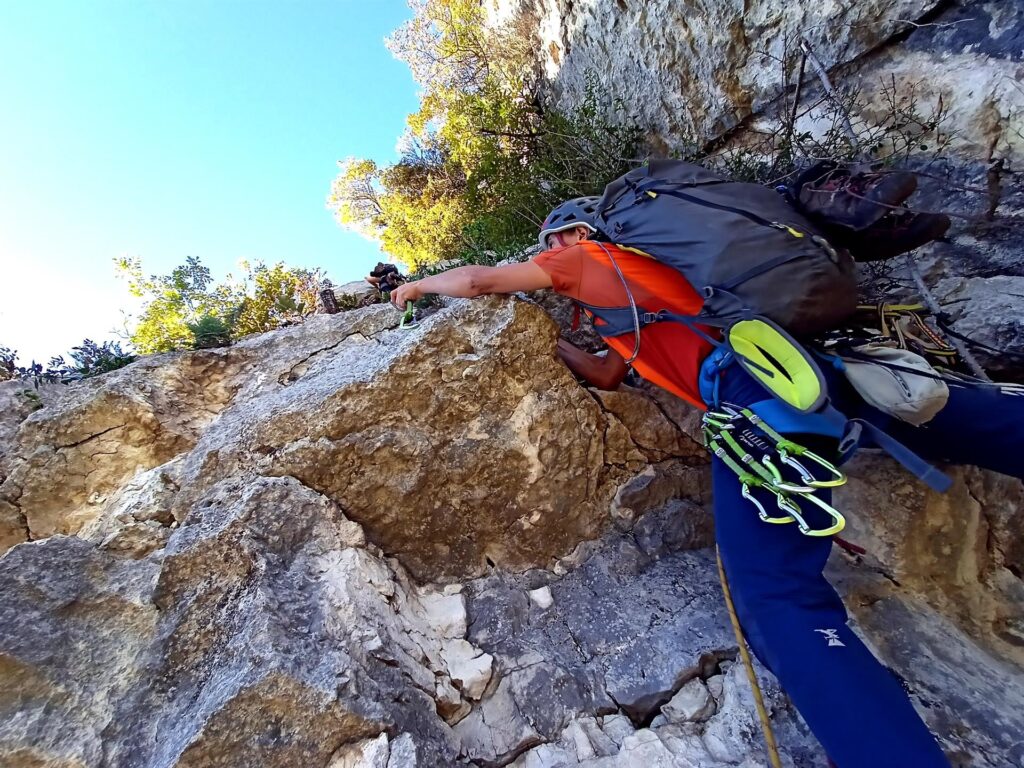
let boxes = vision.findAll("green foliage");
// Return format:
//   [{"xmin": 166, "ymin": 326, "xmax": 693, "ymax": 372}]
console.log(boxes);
[
  {"xmin": 329, "ymin": 138, "xmax": 471, "ymax": 269},
  {"xmin": 47, "ymin": 340, "xmax": 137, "ymax": 380},
  {"xmin": 116, "ymin": 255, "xmax": 235, "ymax": 353},
  {"xmin": 1, "ymin": 340, "xmax": 136, "ymax": 387},
  {"xmin": 14, "ymin": 389, "xmax": 43, "ymax": 411},
  {"xmin": 329, "ymin": 0, "xmax": 643, "ymax": 271},
  {"xmin": 0, "ymin": 345, "xmax": 58, "ymax": 387},
  {"xmin": 117, "ymin": 257, "xmax": 326, "ymax": 353},
  {"xmin": 187, "ymin": 314, "xmax": 233, "ymax": 349},
  {"xmin": 232, "ymin": 262, "xmax": 323, "ymax": 337}
]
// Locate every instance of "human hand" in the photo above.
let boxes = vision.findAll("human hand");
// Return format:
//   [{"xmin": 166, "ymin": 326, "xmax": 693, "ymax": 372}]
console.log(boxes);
[{"xmin": 390, "ymin": 280, "xmax": 424, "ymax": 309}]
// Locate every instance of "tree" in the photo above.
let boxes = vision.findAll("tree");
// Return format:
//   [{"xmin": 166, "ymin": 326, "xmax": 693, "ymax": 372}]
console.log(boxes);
[
  {"xmin": 328, "ymin": 0, "xmax": 643, "ymax": 270},
  {"xmin": 116, "ymin": 257, "xmax": 325, "ymax": 353},
  {"xmin": 328, "ymin": 135, "xmax": 471, "ymax": 268},
  {"xmin": 116, "ymin": 255, "xmax": 240, "ymax": 353},
  {"xmin": 232, "ymin": 262, "xmax": 324, "ymax": 337}
]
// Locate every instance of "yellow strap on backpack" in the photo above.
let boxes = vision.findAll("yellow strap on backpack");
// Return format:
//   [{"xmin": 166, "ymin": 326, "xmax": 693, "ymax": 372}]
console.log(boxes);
[{"xmin": 727, "ymin": 317, "xmax": 827, "ymax": 413}]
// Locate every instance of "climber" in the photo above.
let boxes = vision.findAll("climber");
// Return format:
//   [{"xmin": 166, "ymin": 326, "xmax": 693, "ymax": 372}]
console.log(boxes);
[{"xmin": 387, "ymin": 180, "xmax": 1024, "ymax": 768}]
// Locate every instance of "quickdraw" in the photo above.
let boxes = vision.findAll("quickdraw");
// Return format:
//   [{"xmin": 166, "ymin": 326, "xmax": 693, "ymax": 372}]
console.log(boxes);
[
  {"xmin": 399, "ymin": 300, "xmax": 419, "ymax": 330},
  {"xmin": 702, "ymin": 404, "xmax": 848, "ymax": 537}
]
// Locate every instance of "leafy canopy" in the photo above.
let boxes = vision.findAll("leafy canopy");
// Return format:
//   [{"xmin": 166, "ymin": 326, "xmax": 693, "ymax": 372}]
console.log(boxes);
[
  {"xmin": 116, "ymin": 256, "xmax": 326, "ymax": 354},
  {"xmin": 328, "ymin": 0, "xmax": 642, "ymax": 271}
]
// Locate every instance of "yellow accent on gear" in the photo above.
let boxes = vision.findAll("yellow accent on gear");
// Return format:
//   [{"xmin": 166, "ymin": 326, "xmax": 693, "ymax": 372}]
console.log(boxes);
[
  {"xmin": 728, "ymin": 319, "xmax": 823, "ymax": 412},
  {"xmin": 614, "ymin": 244, "xmax": 657, "ymax": 259}
]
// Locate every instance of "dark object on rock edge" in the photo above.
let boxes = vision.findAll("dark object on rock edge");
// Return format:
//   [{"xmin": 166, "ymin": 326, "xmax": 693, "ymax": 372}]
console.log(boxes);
[
  {"xmin": 793, "ymin": 161, "xmax": 918, "ymax": 231},
  {"xmin": 320, "ymin": 288, "xmax": 339, "ymax": 314},
  {"xmin": 842, "ymin": 209, "xmax": 951, "ymax": 262},
  {"xmin": 369, "ymin": 262, "xmax": 406, "ymax": 294}
]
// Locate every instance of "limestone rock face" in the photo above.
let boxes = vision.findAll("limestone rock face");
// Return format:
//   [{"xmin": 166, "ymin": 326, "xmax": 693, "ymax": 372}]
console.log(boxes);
[
  {"xmin": 157, "ymin": 298, "xmax": 700, "ymax": 581},
  {"xmin": 0, "ymin": 380, "xmax": 61, "ymax": 551},
  {"xmin": 3, "ymin": 3, "xmax": 1024, "ymax": 763},
  {"xmin": 836, "ymin": 456, "xmax": 1024, "ymax": 665},
  {"xmin": 0, "ymin": 297, "xmax": 711, "ymax": 767},
  {"xmin": 490, "ymin": 0, "xmax": 942, "ymax": 150},
  {"xmin": 0, "ymin": 476, "xmax": 471, "ymax": 767},
  {"xmin": 1, "ymin": 299, "xmax": 699, "ymax": 579},
  {"xmin": 493, "ymin": 1, "xmax": 1023, "ymax": 164},
  {"xmin": 0, "ymin": 293, "xmax": 1023, "ymax": 766}
]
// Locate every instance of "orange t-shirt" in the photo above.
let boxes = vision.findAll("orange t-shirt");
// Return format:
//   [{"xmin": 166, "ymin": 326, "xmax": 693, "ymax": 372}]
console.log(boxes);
[{"xmin": 533, "ymin": 240, "xmax": 716, "ymax": 409}]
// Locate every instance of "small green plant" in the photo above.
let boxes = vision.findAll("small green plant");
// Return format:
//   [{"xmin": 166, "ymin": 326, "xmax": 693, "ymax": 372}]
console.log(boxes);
[
  {"xmin": 187, "ymin": 314, "xmax": 233, "ymax": 349},
  {"xmin": 47, "ymin": 340, "xmax": 137, "ymax": 381},
  {"xmin": 15, "ymin": 389, "xmax": 43, "ymax": 411}
]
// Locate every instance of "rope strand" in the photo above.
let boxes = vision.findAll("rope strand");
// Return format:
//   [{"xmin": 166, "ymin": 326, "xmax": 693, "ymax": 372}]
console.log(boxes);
[{"xmin": 717, "ymin": 547, "xmax": 784, "ymax": 768}]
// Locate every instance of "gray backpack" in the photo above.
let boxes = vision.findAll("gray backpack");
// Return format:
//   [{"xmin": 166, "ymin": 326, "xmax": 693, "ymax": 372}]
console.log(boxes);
[{"xmin": 590, "ymin": 159, "xmax": 858, "ymax": 337}]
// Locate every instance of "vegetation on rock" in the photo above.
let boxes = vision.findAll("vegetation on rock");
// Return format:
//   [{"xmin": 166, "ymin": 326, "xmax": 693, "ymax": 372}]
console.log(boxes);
[
  {"xmin": 327, "ymin": 0, "xmax": 643, "ymax": 270},
  {"xmin": 116, "ymin": 255, "xmax": 326, "ymax": 354},
  {"xmin": 1, "ymin": 340, "xmax": 137, "ymax": 385}
]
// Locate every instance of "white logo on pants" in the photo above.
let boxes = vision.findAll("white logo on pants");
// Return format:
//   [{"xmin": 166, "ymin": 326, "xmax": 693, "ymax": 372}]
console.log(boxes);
[{"xmin": 815, "ymin": 629, "xmax": 846, "ymax": 647}]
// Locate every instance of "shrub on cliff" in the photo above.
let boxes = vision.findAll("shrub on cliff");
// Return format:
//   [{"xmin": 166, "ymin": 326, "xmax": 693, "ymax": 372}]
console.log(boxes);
[
  {"xmin": 117, "ymin": 256, "xmax": 326, "ymax": 353},
  {"xmin": 328, "ymin": 0, "xmax": 642, "ymax": 270},
  {"xmin": 1, "ymin": 340, "xmax": 136, "ymax": 385},
  {"xmin": 47, "ymin": 340, "xmax": 137, "ymax": 380}
]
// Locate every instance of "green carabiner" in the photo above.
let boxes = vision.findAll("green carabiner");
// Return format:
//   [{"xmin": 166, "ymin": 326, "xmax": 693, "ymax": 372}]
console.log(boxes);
[
  {"xmin": 399, "ymin": 300, "xmax": 418, "ymax": 330},
  {"xmin": 740, "ymin": 407, "xmax": 847, "ymax": 489},
  {"xmin": 774, "ymin": 490, "xmax": 846, "ymax": 537},
  {"xmin": 796, "ymin": 492, "xmax": 847, "ymax": 537},
  {"xmin": 745, "ymin": 483, "xmax": 796, "ymax": 525}
]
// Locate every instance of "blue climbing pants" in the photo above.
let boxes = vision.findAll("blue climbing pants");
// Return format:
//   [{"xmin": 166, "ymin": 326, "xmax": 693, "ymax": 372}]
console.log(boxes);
[{"xmin": 711, "ymin": 364, "xmax": 1024, "ymax": 767}]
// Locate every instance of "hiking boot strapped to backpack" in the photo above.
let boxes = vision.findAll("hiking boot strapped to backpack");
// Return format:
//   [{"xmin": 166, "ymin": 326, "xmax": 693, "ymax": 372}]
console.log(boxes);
[{"xmin": 788, "ymin": 160, "xmax": 951, "ymax": 262}]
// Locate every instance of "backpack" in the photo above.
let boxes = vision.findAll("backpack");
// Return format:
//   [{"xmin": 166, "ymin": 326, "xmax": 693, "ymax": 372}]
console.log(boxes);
[
  {"xmin": 591, "ymin": 159, "xmax": 858, "ymax": 336},
  {"xmin": 581, "ymin": 160, "xmax": 953, "ymax": 493}
]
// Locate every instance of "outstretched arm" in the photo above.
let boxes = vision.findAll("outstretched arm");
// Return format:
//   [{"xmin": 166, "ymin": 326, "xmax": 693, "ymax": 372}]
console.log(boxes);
[
  {"xmin": 388, "ymin": 262, "xmax": 553, "ymax": 308},
  {"xmin": 387, "ymin": 262, "xmax": 624, "ymax": 388},
  {"xmin": 556, "ymin": 339, "xmax": 628, "ymax": 390}
]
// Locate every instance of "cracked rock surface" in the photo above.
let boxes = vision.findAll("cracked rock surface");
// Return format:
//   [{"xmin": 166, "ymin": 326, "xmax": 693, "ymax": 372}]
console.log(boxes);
[
  {"xmin": 0, "ymin": 297, "xmax": 706, "ymax": 767},
  {"xmin": 507, "ymin": 0, "xmax": 1024, "ymax": 369},
  {"xmin": 0, "ymin": 290, "xmax": 1023, "ymax": 766},
  {"xmin": 2, "ymin": 4, "xmax": 1023, "ymax": 767}
]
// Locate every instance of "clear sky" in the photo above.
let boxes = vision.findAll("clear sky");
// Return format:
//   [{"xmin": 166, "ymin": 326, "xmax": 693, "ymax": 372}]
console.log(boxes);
[{"xmin": 0, "ymin": 0, "xmax": 419, "ymax": 363}]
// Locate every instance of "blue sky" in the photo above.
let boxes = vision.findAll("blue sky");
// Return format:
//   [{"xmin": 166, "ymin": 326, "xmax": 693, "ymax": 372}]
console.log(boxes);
[{"xmin": 0, "ymin": 1, "xmax": 419, "ymax": 363}]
